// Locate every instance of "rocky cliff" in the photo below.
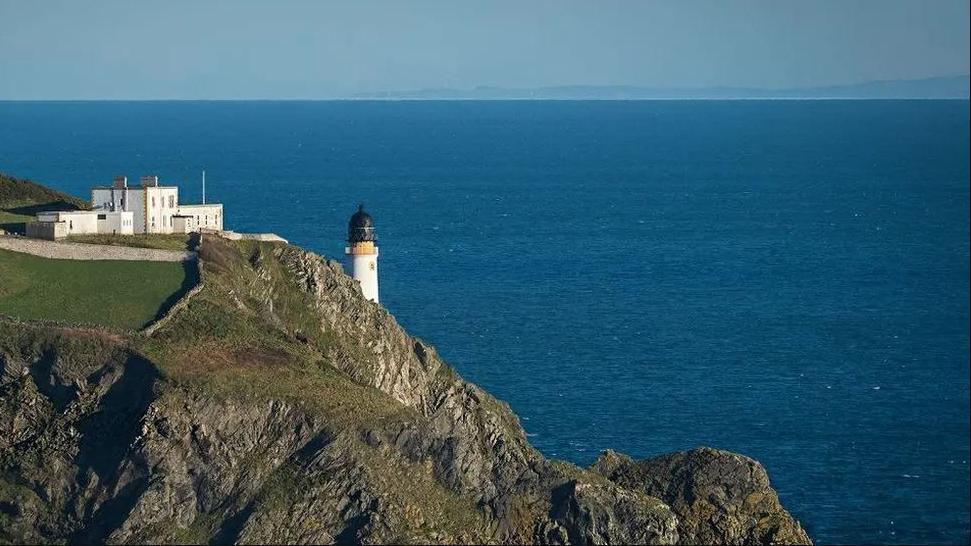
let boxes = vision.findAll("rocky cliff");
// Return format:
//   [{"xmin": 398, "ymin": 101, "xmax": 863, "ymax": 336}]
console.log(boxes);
[{"xmin": 0, "ymin": 235, "xmax": 811, "ymax": 544}]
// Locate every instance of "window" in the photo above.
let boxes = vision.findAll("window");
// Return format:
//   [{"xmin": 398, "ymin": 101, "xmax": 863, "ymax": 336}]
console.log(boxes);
[
  {"xmin": 168, "ymin": 195, "xmax": 175, "ymax": 208},
  {"xmin": 152, "ymin": 197, "xmax": 156, "ymax": 207},
  {"xmin": 97, "ymin": 214, "xmax": 106, "ymax": 220}
]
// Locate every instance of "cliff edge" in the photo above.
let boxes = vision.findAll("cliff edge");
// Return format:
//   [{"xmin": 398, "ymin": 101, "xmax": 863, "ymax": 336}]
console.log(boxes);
[{"xmin": 0, "ymin": 235, "xmax": 810, "ymax": 544}]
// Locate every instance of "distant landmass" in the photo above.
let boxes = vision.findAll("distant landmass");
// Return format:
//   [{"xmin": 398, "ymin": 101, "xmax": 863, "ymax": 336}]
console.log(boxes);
[{"xmin": 353, "ymin": 75, "xmax": 970, "ymax": 100}]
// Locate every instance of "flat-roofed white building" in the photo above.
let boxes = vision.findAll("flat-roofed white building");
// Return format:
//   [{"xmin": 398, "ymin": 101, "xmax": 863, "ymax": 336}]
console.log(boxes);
[
  {"xmin": 176, "ymin": 204, "xmax": 223, "ymax": 231},
  {"xmin": 26, "ymin": 210, "xmax": 134, "ymax": 240},
  {"xmin": 89, "ymin": 175, "xmax": 224, "ymax": 234}
]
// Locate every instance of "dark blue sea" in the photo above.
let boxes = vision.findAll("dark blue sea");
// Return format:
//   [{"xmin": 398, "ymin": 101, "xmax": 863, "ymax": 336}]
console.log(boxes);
[{"xmin": 1, "ymin": 100, "xmax": 968, "ymax": 544}]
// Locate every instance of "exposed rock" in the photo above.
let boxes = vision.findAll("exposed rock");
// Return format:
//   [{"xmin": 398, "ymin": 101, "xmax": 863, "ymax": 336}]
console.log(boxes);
[
  {"xmin": 592, "ymin": 448, "xmax": 812, "ymax": 545},
  {"xmin": 0, "ymin": 236, "xmax": 811, "ymax": 544},
  {"xmin": 547, "ymin": 479, "xmax": 679, "ymax": 545}
]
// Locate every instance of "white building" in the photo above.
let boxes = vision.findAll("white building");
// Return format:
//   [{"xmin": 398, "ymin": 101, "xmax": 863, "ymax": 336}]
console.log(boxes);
[
  {"xmin": 90, "ymin": 175, "xmax": 223, "ymax": 234},
  {"xmin": 26, "ymin": 210, "xmax": 133, "ymax": 240},
  {"xmin": 175, "ymin": 204, "xmax": 223, "ymax": 232},
  {"xmin": 345, "ymin": 205, "xmax": 379, "ymax": 303},
  {"xmin": 25, "ymin": 174, "xmax": 226, "ymax": 241}
]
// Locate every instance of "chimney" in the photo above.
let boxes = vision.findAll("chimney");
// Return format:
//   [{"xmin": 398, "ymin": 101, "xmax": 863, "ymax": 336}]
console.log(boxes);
[
  {"xmin": 113, "ymin": 176, "xmax": 127, "ymax": 189},
  {"xmin": 140, "ymin": 175, "xmax": 159, "ymax": 187}
]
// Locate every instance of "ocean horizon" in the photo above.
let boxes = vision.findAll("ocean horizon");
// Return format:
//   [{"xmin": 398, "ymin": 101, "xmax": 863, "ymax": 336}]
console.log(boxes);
[{"xmin": 1, "ymin": 99, "xmax": 968, "ymax": 544}]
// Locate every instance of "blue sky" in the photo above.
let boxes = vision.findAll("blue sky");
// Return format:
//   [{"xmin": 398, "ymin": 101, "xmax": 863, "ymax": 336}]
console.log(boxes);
[{"xmin": 1, "ymin": 0, "xmax": 968, "ymax": 99}]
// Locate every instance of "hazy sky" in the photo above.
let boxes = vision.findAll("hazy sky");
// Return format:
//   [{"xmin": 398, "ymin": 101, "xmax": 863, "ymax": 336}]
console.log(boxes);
[{"xmin": 1, "ymin": 0, "xmax": 968, "ymax": 99}]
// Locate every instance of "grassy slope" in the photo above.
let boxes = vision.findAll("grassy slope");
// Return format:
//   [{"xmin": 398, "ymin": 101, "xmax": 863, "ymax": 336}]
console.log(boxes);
[
  {"xmin": 140, "ymin": 238, "xmax": 413, "ymax": 428},
  {"xmin": 0, "ymin": 248, "xmax": 193, "ymax": 330},
  {"xmin": 0, "ymin": 172, "xmax": 89, "ymax": 234},
  {"xmin": 136, "ymin": 238, "xmax": 490, "ymax": 539}
]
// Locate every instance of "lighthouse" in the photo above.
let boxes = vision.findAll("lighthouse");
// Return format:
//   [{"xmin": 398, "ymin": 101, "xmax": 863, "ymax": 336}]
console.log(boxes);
[{"xmin": 345, "ymin": 204, "xmax": 380, "ymax": 303}]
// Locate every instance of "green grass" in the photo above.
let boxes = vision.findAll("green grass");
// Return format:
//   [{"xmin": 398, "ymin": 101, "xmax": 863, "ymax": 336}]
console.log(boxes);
[
  {"xmin": 0, "ymin": 210, "xmax": 32, "ymax": 233},
  {"xmin": 138, "ymin": 237, "xmax": 420, "ymax": 429},
  {"xmin": 0, "ymin": 248, "xmax": 194, "ymax": 330},
  {"xmin": 67, "ymin": 233, "xmax": 195, "ymax": 251},
  {"xmin": 141, "ymin": 295, "xmax": 414, "ymax": 429}
]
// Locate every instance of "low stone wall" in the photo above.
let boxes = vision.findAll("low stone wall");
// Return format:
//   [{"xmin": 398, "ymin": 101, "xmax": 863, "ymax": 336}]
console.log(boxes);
[
  {"xmin": 240, "ymin": 233, "xmax": 288, "ymax": 243},
  {"xmin": 0, "ymin": 313, "xmax": 137, "ymax": 336},
  {"xmin": 206, "ymin": 229, "xmax": 288, "ymax": 243},
  {"xmin": 141, "ymin": 235, "xmax": 207, "ymax": 337},
  {"xmin": 141, "ymin": 277, "xmax": 205, "ymax": 336},
  {"xmin": 0, "ymin": 236, "xmax": 195, "ymax": 262}
]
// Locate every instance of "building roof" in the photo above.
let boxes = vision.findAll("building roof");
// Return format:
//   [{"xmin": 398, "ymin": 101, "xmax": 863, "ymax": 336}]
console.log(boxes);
[
  {"xmin": 91, "ymin": 185, "xmax": 179, "ymax": 190},
  {"xmin": 36, "ymin": 210, "xmax": 131, "ymax": 220},
  {"xmin": 348, "ymin": 204, "xmax": 377, "ymax": 243},
  {"xmin": 177, "ymin": 203, "xmax": 223, "ymax": 209},
  {"xmin": 37, "ymin": 210, "xmax": 100, "ymax": 216}
]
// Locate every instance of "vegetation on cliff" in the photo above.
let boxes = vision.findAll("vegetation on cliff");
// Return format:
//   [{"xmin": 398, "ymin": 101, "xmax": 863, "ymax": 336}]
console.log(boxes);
[{"xmin": 0, "ymin": 172, "xmax": 88, "ymax": 234}]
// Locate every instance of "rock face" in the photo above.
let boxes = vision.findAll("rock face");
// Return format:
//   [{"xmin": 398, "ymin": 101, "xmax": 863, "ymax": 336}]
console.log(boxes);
[
  {"xmin": 0, "ymin": 236, "xmax": 812, "ymax": 544},
  {"xmin": 592, "ymin": 449, "xmax": 812, "ymax": 545}
]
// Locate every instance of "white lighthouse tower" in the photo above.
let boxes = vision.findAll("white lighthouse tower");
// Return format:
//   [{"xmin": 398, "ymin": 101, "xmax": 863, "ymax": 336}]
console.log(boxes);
[{"xmin": 345, "ymin": 204, "xmax": 380, "ymax": 303}]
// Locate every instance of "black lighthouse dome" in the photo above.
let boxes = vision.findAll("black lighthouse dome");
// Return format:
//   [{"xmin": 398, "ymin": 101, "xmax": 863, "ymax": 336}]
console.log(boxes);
[{"xmin": 348, "ymin": 204, "xmax": 377, "ymax": 243}]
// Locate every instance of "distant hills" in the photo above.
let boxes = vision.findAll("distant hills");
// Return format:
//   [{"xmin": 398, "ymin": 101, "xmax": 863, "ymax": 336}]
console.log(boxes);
[{"xmin": 353, "ymin": 75, "xmax": 970, "ymax": 100}]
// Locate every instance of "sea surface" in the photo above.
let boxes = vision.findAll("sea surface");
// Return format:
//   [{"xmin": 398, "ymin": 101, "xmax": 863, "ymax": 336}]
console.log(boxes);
[{"xmin": 1, "ymin": 100, "xmax": 968, "ymax": 544}]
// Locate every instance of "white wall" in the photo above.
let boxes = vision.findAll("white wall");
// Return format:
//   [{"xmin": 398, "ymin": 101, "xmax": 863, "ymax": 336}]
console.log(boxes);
[
  {"xmin": 177, "ymin": 204, "xmax": 223, "ymax": 231},
  {"xmin": 36, "ymin": 211, "xmax": 99, "ymax": 235},
  {"xmin": 92, "ymin": 186, "xmax": 151, "ymax": 234},
  {"xmin": 96, "ymin": 211, "xmax": 134, "ymax": 235},
  {"xmin": 145, "ymin": 187, "xmax": 180, "ymax": 234},
  {"xmin": 349, "ymin": 250, "xmax": 379, "ymax": 303},
  {"xmin": 91, "ymin": 187, "xmax": 128, "ymax": 212}
]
